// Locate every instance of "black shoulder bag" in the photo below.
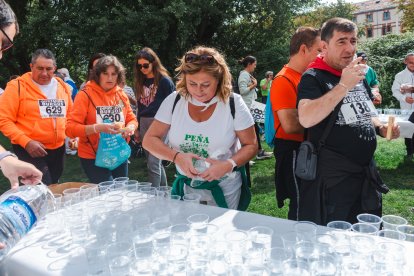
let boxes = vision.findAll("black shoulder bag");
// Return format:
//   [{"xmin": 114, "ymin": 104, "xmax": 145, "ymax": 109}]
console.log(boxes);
[{"xmin": 295, "ymin": 104, "xmax": 341, "ymax": 181}]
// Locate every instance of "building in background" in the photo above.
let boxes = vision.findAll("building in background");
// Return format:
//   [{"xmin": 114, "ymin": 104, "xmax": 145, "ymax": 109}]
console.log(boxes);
[{"xmin": 352, "ymin": 0, "xmax": 403, "ymax": 40}]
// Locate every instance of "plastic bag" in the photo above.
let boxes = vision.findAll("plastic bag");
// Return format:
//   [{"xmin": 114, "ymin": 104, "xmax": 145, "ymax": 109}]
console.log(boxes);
[{"xmin": 95, "ymin": 132, "xmax": 131, "ymax": 170}]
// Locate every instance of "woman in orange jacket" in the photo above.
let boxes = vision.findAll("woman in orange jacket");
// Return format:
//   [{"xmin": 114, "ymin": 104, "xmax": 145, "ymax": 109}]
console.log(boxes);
[{"xmin": 66, "ymin": 55, "xmax": 138, "ymax": 183}]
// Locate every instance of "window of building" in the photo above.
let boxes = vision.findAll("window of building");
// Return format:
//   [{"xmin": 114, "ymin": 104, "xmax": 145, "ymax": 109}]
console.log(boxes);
[
  {"xmin": 367, "ymin": 27, "xmax": 373, "ymax": 37},
  {"xmin": 366, "ymin": 13, "xmax": 373, "ymax": 22},
  {"xmin": 352, "ymin": 16, "xmax": 357, "ymax": 22},
  {"xmin": 382, "ymin": 25, "xmax": 387, "ymax": 35},
  {"xmin": 383, "ymin": 11, "xmax": 391, "ymax": 21},
  {"xmin": 387, "ymin": 24, "xmax": 392, "ymax": 33}
]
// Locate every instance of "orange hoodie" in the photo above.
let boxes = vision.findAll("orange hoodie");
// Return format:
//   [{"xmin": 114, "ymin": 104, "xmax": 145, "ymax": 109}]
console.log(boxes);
[
  {"xmin": 0, "ymin": 72, "xmax": 73, "ymax": 149},
  {"xmin": 66, "ymin": 81, "xmax": 138, "ymax": 159}
]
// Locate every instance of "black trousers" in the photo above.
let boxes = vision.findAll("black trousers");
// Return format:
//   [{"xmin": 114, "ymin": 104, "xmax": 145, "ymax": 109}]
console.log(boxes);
[
  {"xmin": 80, "ymin": 158, "xmax": 128, "ymax": 184},
  {"xmin": 404, "ymin": 138, "xmax": 413, "ymax": 156},
  {"xmin": 274, "ymin": 139, "xmax": 301, "ymax": 220},
  {"xmin": 12, "ymin": 144, "xmax": 65, "ymax": 185}
]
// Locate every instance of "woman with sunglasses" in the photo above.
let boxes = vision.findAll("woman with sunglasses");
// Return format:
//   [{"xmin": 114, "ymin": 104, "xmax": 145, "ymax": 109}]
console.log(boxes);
[
  {"xmin": 133, "ymin": 47, "xmax": 175, "ymax": 187},
  {"xmin": 143, "ymin": 46, "xmax": 257, "ymax": 209},
  {"xmin": 66, "ymin": 55, "xmax": 138, "ymax": 183}
]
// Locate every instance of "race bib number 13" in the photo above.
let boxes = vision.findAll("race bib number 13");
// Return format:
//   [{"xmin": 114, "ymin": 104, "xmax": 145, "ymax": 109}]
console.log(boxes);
[{"xmin": 38, "ymin": 99, "xmax": 66, "ymax": 118}]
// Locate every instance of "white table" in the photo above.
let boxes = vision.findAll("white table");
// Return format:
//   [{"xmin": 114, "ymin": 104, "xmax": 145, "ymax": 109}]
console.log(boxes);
[{"xmin": 1, "ymin": 195, "xmax": 414, "ymax": 275}]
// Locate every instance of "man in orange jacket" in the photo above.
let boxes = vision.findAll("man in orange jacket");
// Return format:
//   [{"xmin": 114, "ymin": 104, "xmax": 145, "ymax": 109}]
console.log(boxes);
[{"xmin": 0, "ymin": 49, "xmax": 73, "ymax": 185}]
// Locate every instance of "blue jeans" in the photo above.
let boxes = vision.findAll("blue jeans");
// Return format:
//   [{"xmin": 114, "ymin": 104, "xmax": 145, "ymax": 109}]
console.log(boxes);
[
  {"xmin": 139, "ymin": 117, "xmax": 167, "ymax": 187},
  {"xmin": 80, "ymin": 158, "xmax": 128, "ymax": 184}
]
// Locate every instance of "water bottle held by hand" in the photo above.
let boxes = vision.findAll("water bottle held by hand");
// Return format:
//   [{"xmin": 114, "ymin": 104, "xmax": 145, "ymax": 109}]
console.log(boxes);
[{"xmin": 0, "ymin": 184, "xmax": 53, "ymax": 262}]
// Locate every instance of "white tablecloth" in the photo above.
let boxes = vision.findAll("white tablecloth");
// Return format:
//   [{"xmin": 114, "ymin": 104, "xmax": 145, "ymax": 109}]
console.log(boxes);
[{"xmin": 1, "ymin": 195, "xmax": 414, "ymax": 275}]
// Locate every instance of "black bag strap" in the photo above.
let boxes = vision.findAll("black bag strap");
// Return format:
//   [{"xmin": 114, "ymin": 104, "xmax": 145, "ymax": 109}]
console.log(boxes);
[{"xmin": 317, "ymin": 103, "xmax": 341, "ymax": 151}]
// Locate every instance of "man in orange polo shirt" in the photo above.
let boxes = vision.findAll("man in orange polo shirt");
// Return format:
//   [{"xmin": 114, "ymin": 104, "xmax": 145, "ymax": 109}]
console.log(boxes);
[
  {"xmin": 0, "ymin": 49, "xmax": 72, "ymax": 184},
  {"xmin": 270, "ymin": 27, "xmax": 321, "ymax": 220}
]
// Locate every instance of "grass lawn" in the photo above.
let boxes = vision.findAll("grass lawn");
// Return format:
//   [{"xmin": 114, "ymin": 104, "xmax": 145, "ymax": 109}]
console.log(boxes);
[{"xmin": 0, "ymin": 134, "xmax": 413, "ymax": 224}]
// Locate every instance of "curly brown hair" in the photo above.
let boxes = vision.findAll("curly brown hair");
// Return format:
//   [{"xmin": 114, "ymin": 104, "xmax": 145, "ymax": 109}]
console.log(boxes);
[
  {"xmin": 175, "ymin": 46, "xmax": 232, "ymax": 102},
  {"xmin": 92, "ymin": 55, "xmax": 126, "ymax": 86}
]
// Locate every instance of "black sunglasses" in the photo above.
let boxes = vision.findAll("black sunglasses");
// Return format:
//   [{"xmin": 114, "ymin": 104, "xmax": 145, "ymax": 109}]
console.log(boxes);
[
  {"xmin": 184, "ymin": 53, "xmax": 216, "ymax": 64},
  {"xmin": 137, "ymin": 63, "xmax": 150, "ymax": 70},
  {"xmin": 0, "ymin": 28, "xmax": 13, "ymax": 52}
]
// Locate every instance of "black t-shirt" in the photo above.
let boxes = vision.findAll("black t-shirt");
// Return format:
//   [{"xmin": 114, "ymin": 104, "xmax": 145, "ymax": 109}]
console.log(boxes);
[
  {"xmin": 297, "ymin": 68, "xmax": 377, "ymax": 166},
  {"xmin": 137, "ymin": 76, "xmax": 175, "ymax": 118}
]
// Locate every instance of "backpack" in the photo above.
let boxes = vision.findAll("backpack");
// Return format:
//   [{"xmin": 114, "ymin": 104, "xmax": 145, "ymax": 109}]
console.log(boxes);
[
  {"xmin": 264, "ymin": 75, "xmax": 296, "ymax": 148},
  {"xmin": 232, "ymin": 79, "xmax": 240, "ymax": 94},
  {"xmin": 171, "ymin": 93, "xmax": 252, "ymax": 187}
]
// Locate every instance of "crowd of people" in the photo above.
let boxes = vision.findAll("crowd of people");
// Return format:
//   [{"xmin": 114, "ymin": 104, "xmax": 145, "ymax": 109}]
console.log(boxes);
[{"xmin": 0, "ymin": 0, "xmax": 410, "ymax": 226}]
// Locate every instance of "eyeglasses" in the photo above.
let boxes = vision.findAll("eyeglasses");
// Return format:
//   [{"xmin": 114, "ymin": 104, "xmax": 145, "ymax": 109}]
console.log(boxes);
[
  {"xmin": 137, "ymin": 63, "xmax": 150, "ymax": 70},
  {"xmin": 184, "ymin": 53, "xmax": 216, "ymax": 64},
  {"xmin": 0, "ymin": 28, "xmax": 13, "ymax": 52}
]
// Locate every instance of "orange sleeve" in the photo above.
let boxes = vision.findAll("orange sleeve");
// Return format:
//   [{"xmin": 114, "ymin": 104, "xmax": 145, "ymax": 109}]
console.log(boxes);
[
  {"xmin": 66, "ymin": 91, "xmax": 89, "ymax": 138},
  {"xmin": 270, "ymin": 77, "xmax": 297, "ymax": 112},
  {"xmin": 0, "ymin": 80, "xmax": 32, "ymax": 148}
]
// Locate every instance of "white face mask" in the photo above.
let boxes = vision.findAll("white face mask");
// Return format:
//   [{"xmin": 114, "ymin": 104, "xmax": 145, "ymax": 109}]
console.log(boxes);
[{"xmin": 188, "ymin": 95, "xmax": 219, "ymax": 111}]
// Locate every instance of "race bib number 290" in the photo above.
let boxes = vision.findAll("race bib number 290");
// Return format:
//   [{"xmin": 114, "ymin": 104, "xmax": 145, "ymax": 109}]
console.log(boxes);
[
  {"xmin": 38, "ymin": 99, "xmax": 66, "ymax": 118},
  {"xmin": 96, "ymin": 106, "xmax": 125, "ymax": 124}
]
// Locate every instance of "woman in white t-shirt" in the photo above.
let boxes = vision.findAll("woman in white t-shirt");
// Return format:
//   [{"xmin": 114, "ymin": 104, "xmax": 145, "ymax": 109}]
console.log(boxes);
[{"xmin": 142, "ymin": 46, "xmax": 257, "ymax": 209}]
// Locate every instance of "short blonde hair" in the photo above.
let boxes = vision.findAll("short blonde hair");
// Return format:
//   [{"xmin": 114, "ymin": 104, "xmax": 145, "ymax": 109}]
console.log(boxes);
[{"xmin": 175, "ymin": 46, "xmax": 232, "ymax": 102}]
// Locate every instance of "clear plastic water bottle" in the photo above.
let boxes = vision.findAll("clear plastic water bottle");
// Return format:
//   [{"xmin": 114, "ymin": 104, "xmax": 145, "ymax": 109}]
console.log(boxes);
[
  {"xmin": 0, "ymin": 184, "xmax": 53, "ymax": 262},
  {"xmin": 190, "ymin": 159, "xmax": 210, "ymax": 187}
]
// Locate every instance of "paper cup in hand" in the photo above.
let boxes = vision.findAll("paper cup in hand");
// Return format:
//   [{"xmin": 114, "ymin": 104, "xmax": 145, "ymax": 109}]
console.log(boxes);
[{"xmin": 386, "ymin": 116, "xmax": 395, "ymax": 141}]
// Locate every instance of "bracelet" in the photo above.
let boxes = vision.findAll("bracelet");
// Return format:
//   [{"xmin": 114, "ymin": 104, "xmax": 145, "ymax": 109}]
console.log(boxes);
[
  {"xmin": 337, "ymin": 82, "xmax": 348, "ymax": 92},
  {"xmin": 227, "ymin": 158, "xmax": 237, "ymax": 171},
  {"xmin": 172, "ymin": 152, "xmax": 180, "ymax": 163},
  {"xmin": 93, "ymin": 124, "xmax": 97, "ymax": 133}
]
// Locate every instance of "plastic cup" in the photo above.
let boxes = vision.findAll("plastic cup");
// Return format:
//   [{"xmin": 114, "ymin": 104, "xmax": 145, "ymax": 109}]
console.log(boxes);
[
  {"xmin": 377, "ymin": 229, "xmax": 406, "ymax": 241},
  {"xmin": 156, "ymin": 186, "xmax": 172, "ymax": 198},
  {"xmin": 79, "ymin": 184, "xmax": 99, "ymax": 201},
  {"xmin": 248, "ymin": 226, "xmax": 273, "ymax": 251},
  {"xmin": 124, "ymin": 180, "xmax": 139, "ymax": 191},
  {"xmin": 351, "ymin": 222, "xmax": 378, "ymax": 235},
  {"xmin": 84, "ymin": 241, "xmax": 108, "ymax": 276},
  {"xmin": 63, "ymin": 188, "xmax": 81, "ymax": 205},
  {"xmin": 170, "ymin": 195, "xmax": 181, "ymax": 200},
  {"xmin": 187, "ymin": 213, "xmax": 209, "ymax": 231},
  {"xmin": 139, "ymin": 187, "xmax": 156, "ymax": 198},
  {"xmin": 182, "ymin": 193, "xmax": 201, "ymax": 204},
  {"xmin": 396, "ymin": 225, "xmax": 414, "ymax": 242},
  {"xmin": 263, "ymin": 247, "xmax": 293, "ymax": 275},
  {"xmin": 381, "ymin": 215, "xmax": 408, "ymax": 231},
  {"xmin": 294, "ymin": 221, "xmax": 317, "ymax": 241},
  {"xmin": 282, "ymin": 259, "xmax": 310, "ymax": 276},
  {"xmin": 295, "ymin": 241, "xmax": 317, "ymax": 263},
  {"xmin": 108, "ymin": 256, "xmax": 131, "ymax": 275},
  {"xmin": 170, "ymin": 224, "xmax": 191, "ymax": 244},
  {"xmin": 326, "ymin": 220, "xmax": 352, "ymax": 231},
  {"xmin": 357, "ymin": 213, "xmax": 382, "ymax": 230},
  {"xmin": 281, "ymin": 231, "xmax": 304, "ymax": 253},
  {"xmin": 137, "ymin": 182, "xmax": 152, "ymax": 189},
  {"xmin": 98, "ymin": 180, "xmax": 113, "ymax": 195},
  {"xmin": 310, "ymin": 256, "xmax": 337, "ymax": 276}
]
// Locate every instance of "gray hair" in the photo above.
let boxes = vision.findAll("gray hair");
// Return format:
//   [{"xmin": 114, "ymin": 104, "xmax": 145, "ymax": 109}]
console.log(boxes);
[
  {"xmin": 58, "ymin": 68, "xmax": 70, "ymax": 78},
  {"xmin": 0, "ymin": 0, "xmax": 18, "ymax": 32},
  {"xmin": 405, "ymin": 52, "xmax": 414, "ymax": 61},
  {"xmin": 31, "ymin": 49, "xmax": 56, "ymax": 66},
  {"xmin": 265, "ymin": 71, "xmax": 273, "ymax": 77}
]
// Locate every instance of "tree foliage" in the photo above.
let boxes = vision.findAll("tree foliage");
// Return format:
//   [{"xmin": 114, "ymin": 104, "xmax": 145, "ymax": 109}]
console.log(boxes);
[
  {"xmin": 393, "ymin": 0, "xmax": 414, "ymax": 32},
  {"xmin": 294, "ymin": 0, "xmax": 355, "ymax": 29},
  {"xmin": 2, "ymin": 0, "xmax": 317, "ymax": 87},
  {"xmin": 360, "ymin": 32, "xmax": 414, "ymax": 108}
]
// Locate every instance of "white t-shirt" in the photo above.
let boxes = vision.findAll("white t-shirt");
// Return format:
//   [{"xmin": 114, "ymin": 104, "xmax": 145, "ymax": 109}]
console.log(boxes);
[
  {"xmin": 155, "ymin": 92, "xmax": 254, "ymax": 208},
  {"xmin": 33, "ymin": 77, "xmax": 58, "ymax": 99}
]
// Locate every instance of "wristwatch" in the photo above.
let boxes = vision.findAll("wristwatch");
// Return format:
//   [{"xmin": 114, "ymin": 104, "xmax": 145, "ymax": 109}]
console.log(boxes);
[{"xmin": 0, "ymin": 151, "xmax": 17, "ymax": 163}]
